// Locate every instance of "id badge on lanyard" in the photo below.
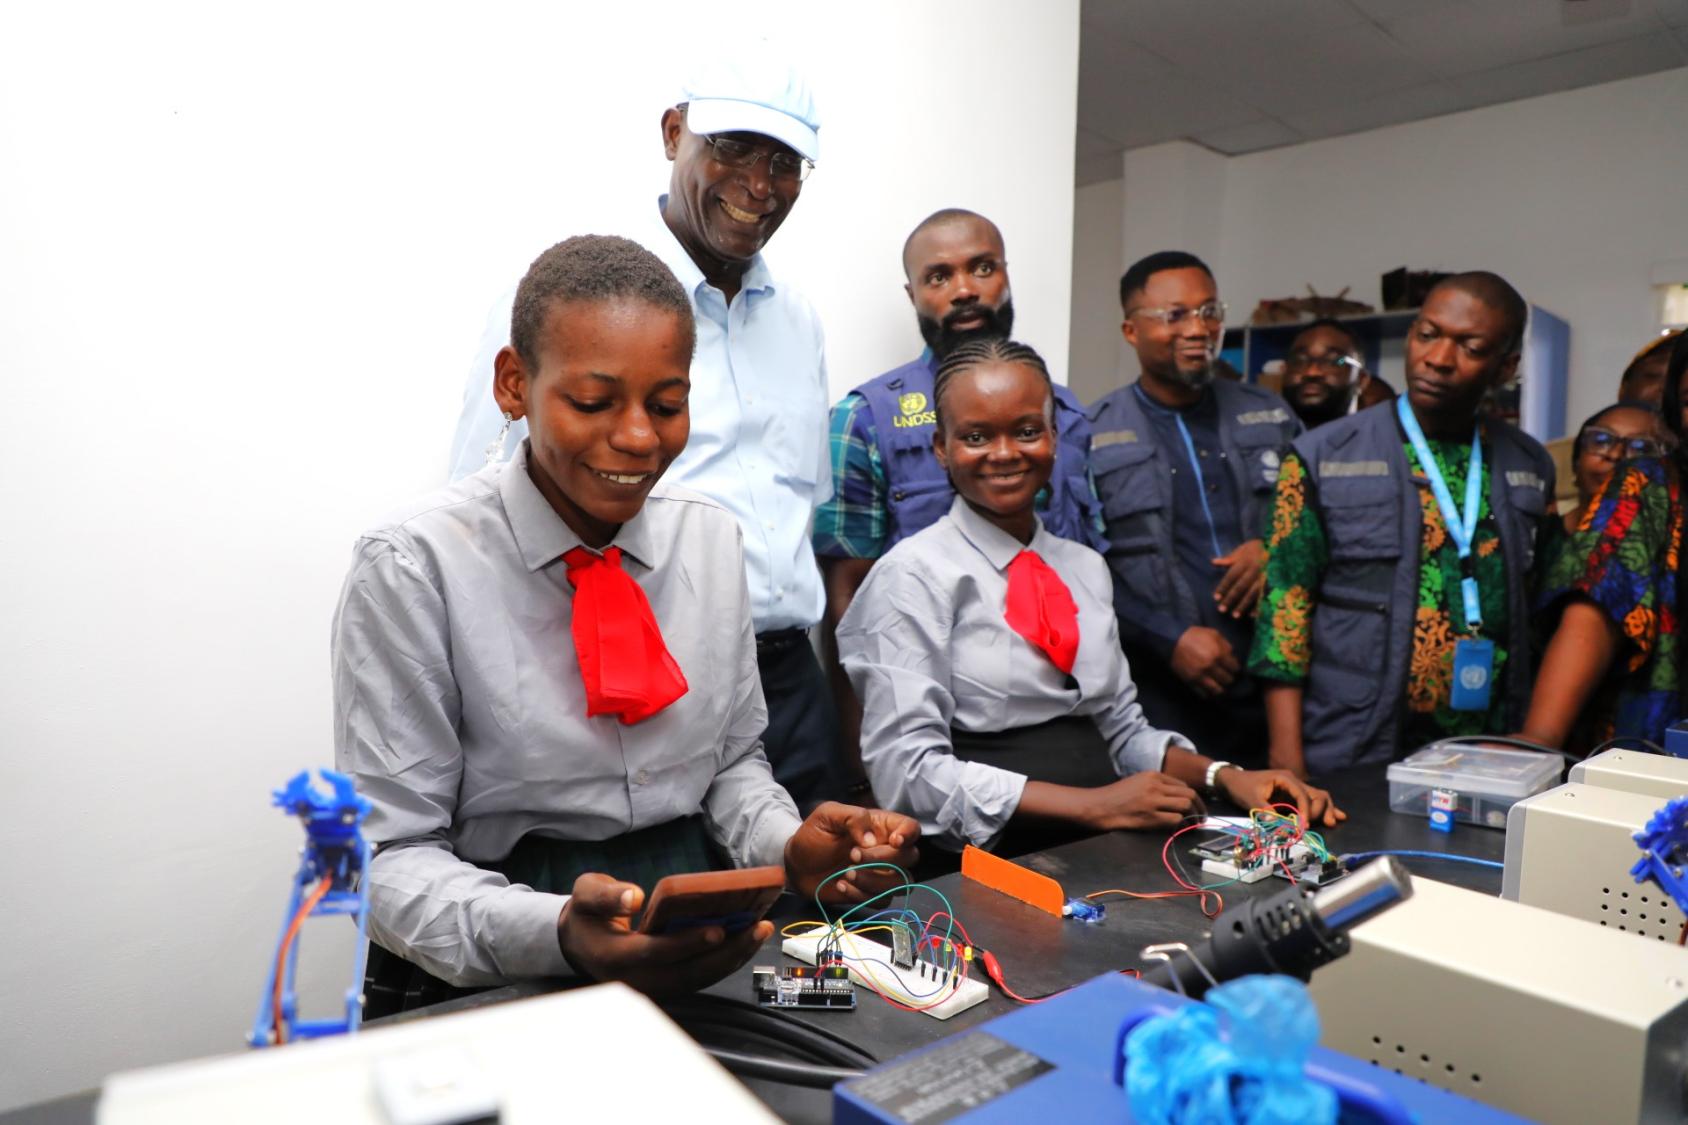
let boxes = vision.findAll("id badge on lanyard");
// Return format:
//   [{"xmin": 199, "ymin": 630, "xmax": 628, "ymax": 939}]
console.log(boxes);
[
  {"xmin": 1398, "ymin": 398, "xmax": 1491, "ymax": 712},
  {"xmin": 1450, "ymin": 637, "xmax": 1494, "ymax": 712}
]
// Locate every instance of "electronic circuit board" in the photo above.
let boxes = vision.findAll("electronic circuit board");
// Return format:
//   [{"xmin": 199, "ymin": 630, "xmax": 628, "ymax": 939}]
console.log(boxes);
[{"xmin": 752, "ymin": 963, "xmax": 857, "ymax": 1010}]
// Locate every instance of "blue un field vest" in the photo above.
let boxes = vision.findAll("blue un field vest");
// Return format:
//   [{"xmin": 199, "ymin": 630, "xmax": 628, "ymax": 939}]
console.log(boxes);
[
  {"xmin": 1292, "ymin": 402, "xmax": 1555, "ymax": 772},
  {"xmin": 853, "ymin": 354, "xmax": 1104, "ymax": 550},
  {"xmin": 1087, "ymin": 379, "xmax": 1301, "ymax": 630}
]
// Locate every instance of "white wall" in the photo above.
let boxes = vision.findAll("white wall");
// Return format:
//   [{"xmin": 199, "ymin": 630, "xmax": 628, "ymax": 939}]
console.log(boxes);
[
  {"xmin": 1068, "ymin": 176, "xmax": 1126, "ymax": 404},
  {"xmin": 0, "ymin": 0, "xmax": 1079, "ymax": 1109},
  {"xmin": 1071, "ymin": 67, "xmax": 1688, "ymax": 433}
]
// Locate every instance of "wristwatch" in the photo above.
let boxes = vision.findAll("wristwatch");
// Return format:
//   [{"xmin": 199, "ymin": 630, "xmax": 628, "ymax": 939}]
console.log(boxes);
[{"xmin": 1203, "ymin": 759, "xmax": 1237, "ymax": 796}]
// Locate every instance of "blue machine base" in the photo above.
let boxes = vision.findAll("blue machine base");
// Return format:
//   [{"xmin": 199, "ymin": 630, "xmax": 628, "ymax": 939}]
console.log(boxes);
[
  {"xmin": 1664, "ymin": 720, "xmax": 1688, "ymax": 759},
  {"xmin": 834, "ymin": 974, "xmax": 1524, "ymax": 1124}
]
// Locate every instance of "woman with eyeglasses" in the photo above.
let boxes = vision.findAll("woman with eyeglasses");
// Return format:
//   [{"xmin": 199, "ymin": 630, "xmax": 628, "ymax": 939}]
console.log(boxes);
[
  {"xmin": 1561, "ymin": 404, "xmax": 1673, "ymax": 535},
  {"xmin": 1521, "ymin": 335, "xmax": 1688, "ymax": 754}
]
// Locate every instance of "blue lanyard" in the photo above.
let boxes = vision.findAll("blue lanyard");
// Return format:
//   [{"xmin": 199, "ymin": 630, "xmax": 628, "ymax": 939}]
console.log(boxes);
[
  {"xmin": 1133, "ymin": 384, "xmax": 1224, "ymax": 557},
  {"xmin": 1396, "ymin": 396, "xmax": 1484, "ymax": 630}
]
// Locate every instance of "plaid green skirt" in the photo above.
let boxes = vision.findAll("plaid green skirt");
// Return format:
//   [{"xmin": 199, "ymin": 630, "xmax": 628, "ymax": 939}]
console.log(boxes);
[{"xmin": 363, "ymin": 816, "xmax": 722, "ymax": 1017}]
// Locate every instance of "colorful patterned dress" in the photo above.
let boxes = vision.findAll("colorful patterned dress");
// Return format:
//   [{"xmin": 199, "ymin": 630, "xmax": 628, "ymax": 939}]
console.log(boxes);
[
  {"xmin": 1538, "ymin": 457, "xmax": 1682, "ymax": 748},
  {"xmin": 1250, "ymin": 437, "xmax": 1518, "ymax": 750}
]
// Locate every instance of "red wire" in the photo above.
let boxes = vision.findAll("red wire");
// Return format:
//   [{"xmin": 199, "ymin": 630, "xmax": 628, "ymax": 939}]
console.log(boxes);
[
  {"xmin": 916, "ymin": 912, "xmax": 974, "ymax": 957},
  {"xmin": 272, "ymin": 875, "xmax": 333, "ymax": 1044},
  {"xmin": 1158, "ymin": 823, "xmax": 1226, "ymax": 917},
  {"xmin": 980, "ymin": 949, "xmax": 1046, "ymax": 1004}
]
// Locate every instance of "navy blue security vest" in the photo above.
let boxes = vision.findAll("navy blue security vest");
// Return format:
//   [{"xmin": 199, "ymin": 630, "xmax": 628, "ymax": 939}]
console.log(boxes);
[
  {"xmin": 853, "ymin": 354, "xmax": 1104, "ymax": 550},
  {"xmin": 1087, "ymin": 379, "xmax": 1301, "ymax": 630},
  {"xmin": 1292, "ymin": 403, "xmax": 1555, "ymax": 772}
]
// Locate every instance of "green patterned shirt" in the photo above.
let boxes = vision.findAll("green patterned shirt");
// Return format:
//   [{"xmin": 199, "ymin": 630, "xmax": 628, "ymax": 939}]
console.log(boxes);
[{"xmin": 1249, "ymin": 437, "xmax": 1517, "ymax": 747}]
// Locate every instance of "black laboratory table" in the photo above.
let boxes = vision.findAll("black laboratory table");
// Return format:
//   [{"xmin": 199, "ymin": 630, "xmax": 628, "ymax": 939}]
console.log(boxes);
[
  {"xmin": 0, "ymin": 769, "xmax": 1504, "ymax": 1125},
  {"xmin": 707, "ymin": 766, "xmax": 1504, "ymax": 1123}
]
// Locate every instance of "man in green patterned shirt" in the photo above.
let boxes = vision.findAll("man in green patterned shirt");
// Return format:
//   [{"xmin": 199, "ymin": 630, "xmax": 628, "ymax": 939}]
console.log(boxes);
[{"xmin": 1248, "ymin": 273, "xmax": 1560, "ymax": 777}]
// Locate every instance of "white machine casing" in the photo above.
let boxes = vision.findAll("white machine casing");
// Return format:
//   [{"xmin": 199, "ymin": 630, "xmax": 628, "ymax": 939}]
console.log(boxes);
[
  {"xmin": 97, "ymin": 983, "xmax": 777, "ymax": 1124},
  {"xmin": 1568, "ymin": 748, "xmax": 1688, "ymax": 802},
  {"xmin": 1306, "ymin": 877, "xmax": 1688, "ymax": 1124},
  {"xmin": 1503, "ymin": 782, "xmax": 1686, "ymax": 943}
]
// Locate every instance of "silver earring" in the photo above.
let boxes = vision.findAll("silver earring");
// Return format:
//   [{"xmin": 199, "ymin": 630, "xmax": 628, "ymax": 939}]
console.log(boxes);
[{"xmin": 484, "ymin": 411, "xmax": 513, "ymax": 467}]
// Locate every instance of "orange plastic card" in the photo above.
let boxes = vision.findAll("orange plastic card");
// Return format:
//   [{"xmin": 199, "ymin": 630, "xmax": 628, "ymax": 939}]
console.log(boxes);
[{"xmin": 960, "ymin": 845, "xmax": 1065, "ymax": 916}]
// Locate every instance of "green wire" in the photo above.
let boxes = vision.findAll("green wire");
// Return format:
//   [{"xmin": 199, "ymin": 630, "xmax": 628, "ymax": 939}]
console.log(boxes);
[{"xmin": 813, "ymin": 863, "xmax": 958, "ymax": 965}]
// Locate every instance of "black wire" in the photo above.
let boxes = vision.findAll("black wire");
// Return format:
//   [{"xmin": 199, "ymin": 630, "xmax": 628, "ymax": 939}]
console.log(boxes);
[
  {"xmin": 704, "ymin": 1047, "xmax": 863, "ymax": 1087},
  {"xmin": 1588, "ymin": 735, "xmax": 1667, "ymax": 756},
  {"xmin": 671, "ymin": 1014, "xmax": 863, "ymax": 1068},
  {"xmin": 658, "ymin": 994, "xmax": 877, "ymax": 1068},
  {"xmin": 681, "ymin": 1018, "xmax": 846, "ymax": 1067},
  {"xmin": 660, "ymin": 994, "xmax": 877, "ymax": 1064}
]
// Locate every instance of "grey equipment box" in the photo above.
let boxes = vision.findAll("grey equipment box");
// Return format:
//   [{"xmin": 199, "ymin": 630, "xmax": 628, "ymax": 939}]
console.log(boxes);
[
  {"xmin": 1307, "ymin": 877, "xmax": 1688, "ymax": 1124},
  {"xmin": 1567, "ymin": 747, "xmax": 1688, "ymax": 802},
  {"xmin": 1503, "ymin": 782, "xmax": 1685, "ymax": 943}
]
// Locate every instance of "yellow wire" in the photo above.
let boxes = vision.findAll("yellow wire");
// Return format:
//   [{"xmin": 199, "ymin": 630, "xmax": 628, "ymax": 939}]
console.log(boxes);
[{"xmin": 780, "ymin": 921, "xmax": 902, "ymax": 940}]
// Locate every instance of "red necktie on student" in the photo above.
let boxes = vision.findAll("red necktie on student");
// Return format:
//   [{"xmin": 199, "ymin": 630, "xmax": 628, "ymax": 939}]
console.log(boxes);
[
  {"xmin": 562, "ymin": 546, "xmax": 688, "ymax": 724},
  {"xmin": 1003, "ymin": 549, "xmax": 1080, "ymax": 675}
]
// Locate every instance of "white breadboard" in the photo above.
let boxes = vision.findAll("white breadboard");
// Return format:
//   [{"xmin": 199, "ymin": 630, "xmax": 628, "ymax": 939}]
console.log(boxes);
[
  {"xmin": 1200, "ymin": 840, "xmax": 1319, "ymax": 884},
  {"xmin": 780, "ymin": 926, "xmax": 988, "ymax": 1020}
]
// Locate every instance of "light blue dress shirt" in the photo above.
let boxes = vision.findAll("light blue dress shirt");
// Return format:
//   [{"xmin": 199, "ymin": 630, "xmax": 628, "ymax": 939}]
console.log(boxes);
[{"xmin": 447, "ymin": 197, "xmax": 832, "ymax": 633}]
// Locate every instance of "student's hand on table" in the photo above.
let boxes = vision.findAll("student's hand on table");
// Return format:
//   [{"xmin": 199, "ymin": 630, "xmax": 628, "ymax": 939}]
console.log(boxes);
[
  {"xmin": 1083, "ymin": 772, "xmax": 1203, "ymax": 831},
  {"xmin": 785, "ymin": 801, "xmax": 921, "ymax": 904},
  {"xmin": 1215, "ymin": 767, "xmax": 1345, "ymax": 828},
  {"xmin": 1170, "ymin": 626, "xmax": 1240, "ymax": 698},
  {"xmin": 555, "ymin": 873, "xmax": 771, "ymax": 996},
  {"xmin": 1211, "ymin": 538, "xmax": 1268, "ymax": 618}
]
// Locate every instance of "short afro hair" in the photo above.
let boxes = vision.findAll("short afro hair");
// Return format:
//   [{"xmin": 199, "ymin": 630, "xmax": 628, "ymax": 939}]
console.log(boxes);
[
  {"xmin": 901, "ymin": 208, "xmax": 1001, "ymax": 276},
  {"xmin": 1291, "ymin": 318, "xmax": 1362, "ymax": 350},
  {"xmin": 510, "ymin": 234, "xmax": 695, "ymax": 370},
  {"xmin": 1428, "ymin": 271, "xmax": 1528, "ymax": 353},
  {"xmin": 1119, "ymin": 250, "xmax": 1213, "ymax": 309}
]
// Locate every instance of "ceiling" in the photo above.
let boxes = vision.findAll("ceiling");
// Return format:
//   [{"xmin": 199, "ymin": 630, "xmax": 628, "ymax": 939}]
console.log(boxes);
[{"xmin": 1076, "ymin": 0, "xmax": 1688, "ymax": 184}]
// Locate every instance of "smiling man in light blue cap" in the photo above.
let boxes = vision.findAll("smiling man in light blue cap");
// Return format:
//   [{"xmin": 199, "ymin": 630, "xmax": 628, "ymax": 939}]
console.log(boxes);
[{"xmin": 446, "ymin": 45, "xmax": 844, "ymax": 810}]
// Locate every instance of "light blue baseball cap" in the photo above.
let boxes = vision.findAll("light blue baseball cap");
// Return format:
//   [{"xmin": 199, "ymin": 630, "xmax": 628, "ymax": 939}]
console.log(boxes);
[{"xmin": 680, "ymin": 46, "xmax": 820, "ymax": 163}]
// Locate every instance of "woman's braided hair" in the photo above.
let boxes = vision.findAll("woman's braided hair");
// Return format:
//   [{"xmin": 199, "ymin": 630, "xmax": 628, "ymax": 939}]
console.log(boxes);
[{"xmin": 931, "ymin": 337, "xmax": 1054, "ymax": 430}]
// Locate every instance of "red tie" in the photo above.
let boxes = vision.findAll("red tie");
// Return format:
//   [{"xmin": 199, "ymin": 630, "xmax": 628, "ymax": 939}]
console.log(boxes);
[
  {"xmin": 1004, "ymin": 550, "xmax": 1080, "ymax": 675},
  {"xmin": 562, "ymin": 547, "xmax": 689, "ymax": 725}
]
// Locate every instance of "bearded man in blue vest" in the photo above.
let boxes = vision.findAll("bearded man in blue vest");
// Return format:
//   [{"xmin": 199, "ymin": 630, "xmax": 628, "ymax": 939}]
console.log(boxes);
[
  {"xmin": 813, "ymin": 209, "xmax": 1103, "ymax": 801},
  {"xmin": 1089, "ymin": 252, "xmax": 1302, "ymax": 767},
  {"xmin": 1250, "ymin": 272, "xmax": 1559, "ymax": 777}
]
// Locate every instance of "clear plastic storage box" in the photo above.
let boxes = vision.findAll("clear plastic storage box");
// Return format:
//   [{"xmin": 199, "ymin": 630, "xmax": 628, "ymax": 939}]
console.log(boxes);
[{"xmin": 1386, "ymin": 743, "xmax": 1564, "ymax": 829}]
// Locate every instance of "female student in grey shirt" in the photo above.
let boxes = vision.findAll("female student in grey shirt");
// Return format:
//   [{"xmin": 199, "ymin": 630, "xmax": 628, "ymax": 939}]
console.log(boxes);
[
  {"xmin": 837, "ymin": 338, "xmax": 1341, "ymax": 857},
  {"xmin": 333, "ymin": 236, "xmax": 917, "ymax": 1012}
]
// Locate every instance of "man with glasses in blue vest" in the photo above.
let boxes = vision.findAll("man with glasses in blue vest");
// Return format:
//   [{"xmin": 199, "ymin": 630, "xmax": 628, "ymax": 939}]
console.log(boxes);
[
  {"xmin": 446, "ymin": 49, "xmax": 841, "ymax": 808},
  {"xmin": 1088, "ymin": 251, "xmax": 1301, "ymax": 768}
]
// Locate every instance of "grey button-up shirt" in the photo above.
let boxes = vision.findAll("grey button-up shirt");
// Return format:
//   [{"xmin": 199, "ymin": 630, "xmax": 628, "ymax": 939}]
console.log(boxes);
[
  {"xmin": 838, "ymin": 496, "xmax": 1193, "ymax": 850},
  {"xmin": 333, "ymin": 442, "xmax": 802, "ymax": 986}
]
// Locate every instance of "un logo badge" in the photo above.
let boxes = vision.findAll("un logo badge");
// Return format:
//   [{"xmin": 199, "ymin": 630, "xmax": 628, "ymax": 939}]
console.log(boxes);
[
  {"xmin": 1459, "ymin": 663, "xmax": 1489, "ymax": 690},
  {"xmin": 899, "ymin": 392, "xmax": 928, "ymax": 415}
]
